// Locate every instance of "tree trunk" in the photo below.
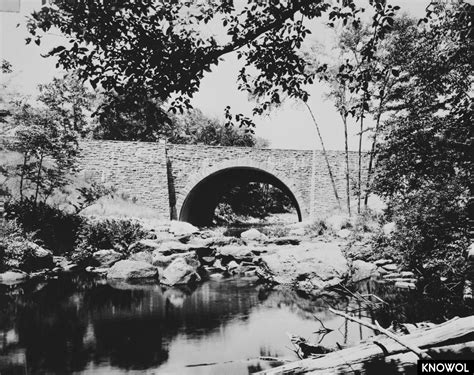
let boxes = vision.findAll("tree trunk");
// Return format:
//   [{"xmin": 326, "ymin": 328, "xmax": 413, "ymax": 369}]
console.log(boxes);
[
  {"xmin": 342, "ymin": 114, "xmax": 351, "ymax": 216},
  {"xmin": 256, "ymin": 316, "xmax": 474, "ymax": 375},
  {"xmin": 19, "ymin": 151, "xmax": 28, "ymax": 202},
  {"xmin": 357, "ymin": 107, "xmax": 365, "ymax": 214},
  {"xmin": 34, "ymin": 154, "xmax": 44, "ymax": 207},
  {"xmin": 304, "ymin": 102, "xmax": 341, "ymax": 209}
]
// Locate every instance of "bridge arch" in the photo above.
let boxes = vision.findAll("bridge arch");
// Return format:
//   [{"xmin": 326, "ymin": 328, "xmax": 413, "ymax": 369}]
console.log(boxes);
[{"xmin": 176, "ymin": 159, "xmax": 304, "ymax": 226}]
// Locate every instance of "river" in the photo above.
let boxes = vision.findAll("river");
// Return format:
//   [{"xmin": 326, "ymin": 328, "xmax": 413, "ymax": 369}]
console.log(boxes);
[{"xmin": 0, "ymin": 273, "xmax": 470, "ymax": 374}]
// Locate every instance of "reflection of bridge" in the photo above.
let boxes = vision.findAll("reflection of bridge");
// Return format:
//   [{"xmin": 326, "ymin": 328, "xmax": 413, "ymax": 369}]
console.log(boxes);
[{"xmin": 79, "ymin": 140, "xmax": 364, "ymax": 225}]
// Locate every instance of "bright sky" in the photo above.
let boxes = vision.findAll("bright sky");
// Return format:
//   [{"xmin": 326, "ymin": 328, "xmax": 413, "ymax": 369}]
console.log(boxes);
[{"xmin": 0, "ymin": 0, "xmax": 430, "ymax": 150}]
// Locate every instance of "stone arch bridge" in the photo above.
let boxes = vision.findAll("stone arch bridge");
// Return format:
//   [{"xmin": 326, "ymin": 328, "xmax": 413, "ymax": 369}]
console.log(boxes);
[{"xmin": 79, "ymin": 140, "xmax": 364, "ymax": 225}]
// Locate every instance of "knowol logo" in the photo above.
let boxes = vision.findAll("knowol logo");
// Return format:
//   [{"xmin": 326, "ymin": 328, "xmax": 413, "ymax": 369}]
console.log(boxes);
[{"xmin": 418, "ymin": 360, "xmax": 474, "ymax": 375}]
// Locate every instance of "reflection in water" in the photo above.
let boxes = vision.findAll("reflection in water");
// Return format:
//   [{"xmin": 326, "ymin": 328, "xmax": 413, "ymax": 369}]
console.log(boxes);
[{"xmin": 1, "ymin": 274, "xmax": 469, "ymax": 374}]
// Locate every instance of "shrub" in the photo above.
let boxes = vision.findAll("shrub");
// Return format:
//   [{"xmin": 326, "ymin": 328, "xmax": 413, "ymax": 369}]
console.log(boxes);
[
  {"xmin": 73, "ymin": 218, "xmax": 149, "ymax": 264},
  {"xmin": 4, "ymin": 198, "xmax": 83, "ymax": 254},
  {"xmin": 0, "ymin": 219, "xmax": 36, "ymax": 271},
  {"xmin": 304, "ymin": 219, "xmax": 327, "ymax": 237}
]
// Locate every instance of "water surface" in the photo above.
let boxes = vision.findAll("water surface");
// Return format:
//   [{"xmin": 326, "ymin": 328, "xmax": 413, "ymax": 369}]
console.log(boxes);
[{"xmin": 1, "ymin": 275, "xmax": 375, "ymax": 374}]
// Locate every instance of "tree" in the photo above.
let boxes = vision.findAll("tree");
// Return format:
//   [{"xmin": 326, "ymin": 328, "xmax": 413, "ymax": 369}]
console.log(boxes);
[
  {"xmin": 37, "ymin": 73, "xmax": 95, "ymax": 135},
  {"xmin": 26, "ymin": 0, "xmax": 396, "ymax": 125},
  {"xmin": 92, "ymin": 94, "xmax": 172, "ymax": 141},
  {"xmin": 372, "ymin": 2, "xmax": 472, "ymax": 282},
  {"xmin": 6, "ymin": 104, "xmax": 79, "ymax": 206}
]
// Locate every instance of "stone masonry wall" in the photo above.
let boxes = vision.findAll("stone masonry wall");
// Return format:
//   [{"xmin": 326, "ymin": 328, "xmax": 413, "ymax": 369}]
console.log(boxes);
[
  {"xmin": 77, "ymin": 140, "xmax": 170, "ymax": 219},
  {"xmin": 77, "ymin": 140, "xmax": 367, "ymax": 221}
]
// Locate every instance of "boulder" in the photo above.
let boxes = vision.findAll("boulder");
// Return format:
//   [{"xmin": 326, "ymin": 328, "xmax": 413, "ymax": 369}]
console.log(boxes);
[
  {"xmin": 351, "ymin": 260, "xmax": 379, "ymax": 282},
  {"xmin": 264, "ymin": 237, "xmax": 301, "ymax": 246},
  {"xmin": 161, "ymin": 257, "xmax": 201, "ymax": 286},
  {"xmin": 92, "ymin": 249, "xmax": 122, "ymax": 267},
  {"xmin": 374, "ymin": 258, "xmax": 392, "ymax": 266},
  {"xmin": 169, "ymin": 221, "xmax": 199, "ymax": 236},
  {"xmin": 382, "ymin": 263, "xmax": 398, "ymax": 272},
  {"xmin": 218, "ymin": 245, "xmax": 258, "ymax": 261},
  {"xmin": 0, "ymin": 271, "xmax": 28, "ymax": 285},
  {"xmin": 382, "ymin": 222, "xmax": 396, "ymax": 236},
  {"xmin": 129, "ymin": 251, "xmax": 153, "ymax": 264},
  {"xmin": 154, "ymin": 241, "xmax": 193, "ymax": 256},
  {"xmin": 107, "ymin": 260, "xmax": 158, "ymax": 280},
  {"xmin": 240, "ymin": 228, "xmax": 268, "ymax": 242},
  {"xmin": 128, "ymin": 239, "xmax": 162, "ymax": 253},
  {"xmin": 152, "ymin": 251, "xmax": 199, "ymax": 269},
  {"xmin": 23, "ymin": 242, "xmax": 54, "ymax": 271},
  {"xmin": 258, "ymin": 242, "xmax": 349, "ymax": 291},
  {"xmin": 337, "ymin": 229, "xmax": 351, "ymax": 239}
]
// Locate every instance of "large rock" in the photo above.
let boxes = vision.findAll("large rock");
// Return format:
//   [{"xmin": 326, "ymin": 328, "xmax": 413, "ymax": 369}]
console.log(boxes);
[
  {"xmin": 128, "ymin": 239, "xmax": 163, "ymax": 253},
  {"xmin": 240, "ymin": 228, "xmax": 268, "ymax": 242},
  {"xmin": 264, "ymin": 237, "xmax": 301, "ymax": 246},
  {"xmin": 351, "ymin": 260, "xmax": 379, "ymax": 282},
  {"xmin": 152, "ymin": 251, "xmax": 199, "ymax": 269},
  {"xmin": 161, "ymin": 257, "xmax": 201, "ymax": 286},
  {"xmin": 129, "ymin": 251, "xmax": 153, "ymax": 264},
  {"xmin": 23, "ymin": 242, "xmax": 54, "ymax": 271},
  {"xmin": 92, "ymin": 249, "xmax": 122, "ymax": 267},
  {"xmin": 258, "ymin": 242, "xmax": 349, "ymax": 290},
  {"xmin": 107, "ymin": 260, "xmax": 158, "ymax": 280},
  {"xmin": 218, "ymin": 245, "xmax": 261, "ymax": 261},
  {"xmin": 0, "ymin": 271, "xmax": 28, "ymax": 285},
  {"xmin": 169, "ymin": 221, "xmax": 199, "ymax": 236}
]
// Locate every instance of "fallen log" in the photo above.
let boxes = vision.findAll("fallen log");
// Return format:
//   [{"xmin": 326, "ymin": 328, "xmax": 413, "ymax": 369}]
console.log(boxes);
[
  {"xmin": 329, "ymin": 308, "xmax": 432, "ymax": 359},
  {"xmin": 255, "ymin": 315, "xmax": 474, "ymax": 374}
]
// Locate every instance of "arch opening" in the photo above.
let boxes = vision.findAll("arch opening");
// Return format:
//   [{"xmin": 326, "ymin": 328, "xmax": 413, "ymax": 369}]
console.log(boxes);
[{"xmin": 179, "ymin": 167, "xmax": 302, "ymax": 226}]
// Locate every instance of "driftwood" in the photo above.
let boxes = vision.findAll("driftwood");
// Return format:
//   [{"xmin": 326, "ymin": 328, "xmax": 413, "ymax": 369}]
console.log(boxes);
[
  {"xmin": 303, "ymin": 341, "xmax": 474, "ymax": 375},
  {"xmin": 255, "ymin": 315, "xmax": 474, "ymax": 375},
  {"xmin": 329, "ymin": 308, "xmax": 432, "ymax": 359}
]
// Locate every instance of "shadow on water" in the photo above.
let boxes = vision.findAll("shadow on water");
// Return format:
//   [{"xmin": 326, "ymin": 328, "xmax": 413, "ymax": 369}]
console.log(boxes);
[{"xmin": 0, "ymin": 274, "xmax": 472, "ymax": 374}]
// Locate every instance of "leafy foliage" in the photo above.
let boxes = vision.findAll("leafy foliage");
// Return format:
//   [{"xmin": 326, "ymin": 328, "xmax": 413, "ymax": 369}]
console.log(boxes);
[
  {"xmin": 73, "ymin": 218, "xmax": 149, "ymax": 264},
  {"xmin": 372, "ymin": 2, "xmax": 472, "ymax": 282},
  {"xmin": 4, "ymin": 198, "xmax": 84, "ymax": 254},
  {"xmin": 26, "ymin": 0, "xmax": 396, "ymax": 127}
]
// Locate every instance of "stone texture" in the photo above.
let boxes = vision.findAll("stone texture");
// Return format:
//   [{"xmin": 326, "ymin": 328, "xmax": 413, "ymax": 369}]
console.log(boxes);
[
  {"xmin": 169, "ymin": 221, "xmax": 199, "ymax": 236},
  {"xmin": 77, "ymin": 139, "xmax": 367, "ymax": 221},
  {"xmin": 129, "ymin": 251, "xmax": 153, "ymax": 264},
  {"xmin": 240, "ymin": 229, "xmax": 267, "ymax": 242},
  {"xmin": 161, "ymin": 257, "xmax": 201, "ymax": 286},
  {"xmin": 257, "ymin": 242, "xmax": 349, "ymax": 288},
  {"xmin": 351, "ymin": 260, "xmax": 379, "ymax": 282},
  {"xmin": 128, "ymin": 239, "xmax": 163, "ymax": 253},
  {"xmin": 92, "ymin": 249, "xmax": 122, "ymax": 267},
  {"xmin": 107, "ymin": 260, "xmax": 158, "ymax": 280},
  {"xmin": 264, "ymin": 237, "xmax": 301, "ymax": 246}
]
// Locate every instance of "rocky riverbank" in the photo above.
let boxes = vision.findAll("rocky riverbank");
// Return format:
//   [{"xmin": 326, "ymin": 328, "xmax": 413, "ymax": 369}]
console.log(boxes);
[{"xmin": 0, "ymin": 218, "xmax": 419, "ymax": 296}]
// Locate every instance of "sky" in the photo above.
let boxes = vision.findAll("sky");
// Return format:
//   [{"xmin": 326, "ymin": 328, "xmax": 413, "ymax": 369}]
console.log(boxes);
[{"xmin": 1, "ymin": 0, "xmax": 431, "ymax": 150}]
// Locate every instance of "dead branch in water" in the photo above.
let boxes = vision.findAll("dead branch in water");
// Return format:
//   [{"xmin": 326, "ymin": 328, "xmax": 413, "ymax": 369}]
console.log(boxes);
[
  {"xmin": 255, "ymin": 315, "xmax": 474, "ymax": 375},
  {"xmin": 329, "ymin": 308, "xmax": 432, "ymax": 359}
]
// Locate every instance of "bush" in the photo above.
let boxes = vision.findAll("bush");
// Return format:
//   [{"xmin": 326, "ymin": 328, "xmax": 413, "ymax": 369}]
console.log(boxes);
[
  {"xmin": 0, "ymin": 219, "xmax": 35, "ymax": 271},
  {"xmin": 73, "ymin": 218, "xmax": 149, "ymax": 264},
  {"xmin": 4, "ymin": 198, "xmax": 83, "ymax": 255},
  {"xmin": 304, "ymin": 219, "xmax": 327, "ymax": 237}
]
